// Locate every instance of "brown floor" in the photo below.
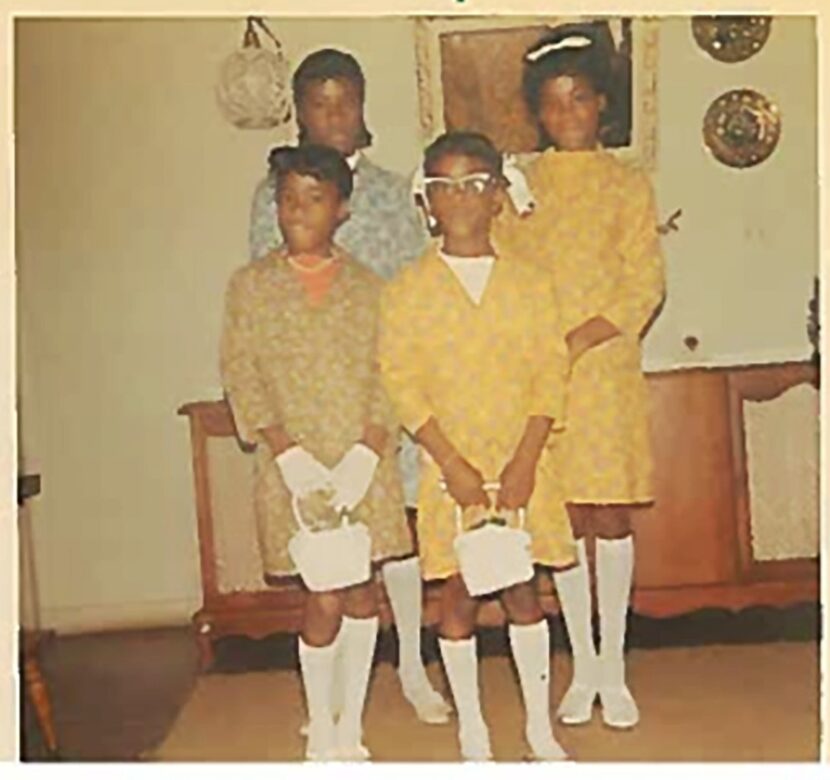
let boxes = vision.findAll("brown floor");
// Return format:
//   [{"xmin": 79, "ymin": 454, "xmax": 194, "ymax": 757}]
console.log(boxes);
[
  {"xmin": 151, "ymin": 643, "xmax": 820, "ymax": 762},
  {"xmin": 21, "ymin": 627, "xmax": 201, "ymax": 761},
  {"xmin": 20, "ymin": 606, "xmax": 821, "ymax": 762}
]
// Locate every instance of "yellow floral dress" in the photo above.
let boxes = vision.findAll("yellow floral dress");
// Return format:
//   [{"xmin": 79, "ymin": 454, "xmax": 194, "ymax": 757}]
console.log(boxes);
[
  {"xmin": 494, "ymin": 149, "xmax": 665, "ymax": 504},
  {"xmin": 379, "ymin": 244, "xmax": 575, "ymax": 580},
  {"xmin": 220, "ymin": 246, "xmax": 413, "ymax": 580}
]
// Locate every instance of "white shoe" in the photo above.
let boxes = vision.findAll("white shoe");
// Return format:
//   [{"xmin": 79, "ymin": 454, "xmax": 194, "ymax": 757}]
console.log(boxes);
[
  {"xmin": 557, "ymin": 681, "xmax": 598, "ymax": 725},
  {"xmin": 402, "ymin": 678, "xmax": 453, "ymax": 724},
  {"xmin": 598, "ymin": 684, "xmax": 639, "ymax": 729},
  {"xmin": 305, "ymin": 720, "xmax": 338, "ymax": 761},
  {"xmin": 459, "ymin": 721, "xmax": 492, "ymax": 761},
  {"xmin": 526, "ymin": 724, "xmax": 568, "ymax": 761},
  {"xmin": 335, "ymin": 735, "xmax": 371, "ymax": 762}
]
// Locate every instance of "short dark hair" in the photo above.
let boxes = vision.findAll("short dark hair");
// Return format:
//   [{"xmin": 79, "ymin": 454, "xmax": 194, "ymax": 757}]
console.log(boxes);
[
  {"xmin": 423, "ymin": 131, "xmax": 504, "ymax": 179},
  {"xmin": 292, "ymin": 48, "xmax": 373, "ymax": 149},
  {"xmin": 267, "ymin": 144, "xmax": 353, "ymax": 201},
  {"xmin": 522, "ymin": 22, "xmax": 614, "ymax": 149}
]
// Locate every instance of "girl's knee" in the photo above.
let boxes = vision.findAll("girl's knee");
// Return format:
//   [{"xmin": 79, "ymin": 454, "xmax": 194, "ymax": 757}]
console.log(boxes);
[
  {"xmin": 439, "ymin": 575, "xmax": 478, "ymax": 639},
  {"xmin": 302, "ymin": 590, "xmax": 345, "ymax": 646},
  {"xmin": 502, "ymin": 582, "xmax": 544, "ymax": 625},
  {"xmin": 343, "ymin": 581, "xmax": 379, "ymax": 619},
  {"xmin": 587, "ymin": 505, "xmax": 632, "ymax": 539},
  {"xmin": 565, "ymin": 504, "xmax": 590, "ymax": 539},
  {"xmin": 310, "ymin": 590, "xmax": 345, "ymax": 619}
]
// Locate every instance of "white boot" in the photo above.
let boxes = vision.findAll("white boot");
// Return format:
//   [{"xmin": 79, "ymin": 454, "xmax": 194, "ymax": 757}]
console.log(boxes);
[
  {"xmin": 298, "ymin": 636, "xmax": 338, "ymax": 761},
  {"xmin": 553, "ymin": 538, "xmax": 598, "ymax": 725},
  {"xmin": 334, "ymin": 615, "xmax": 379, "ymax": 760},
  {"xmin": 596, "ymin": 536, "xmax": 639, "ymax": 729},
  {"xmin": 298, "ymin": 629, "xmax": 345, "ymax": 738},
  {"xmin": 508, "ymin": 620, "xmax": 568, "ymax": 761},
  {"xmin": 438, "ymin": 636, "xmax": 492, "ymax": 761},
  {"xmin": 383, "ymin": 557, "xmax": 451, "ymax": 723}
]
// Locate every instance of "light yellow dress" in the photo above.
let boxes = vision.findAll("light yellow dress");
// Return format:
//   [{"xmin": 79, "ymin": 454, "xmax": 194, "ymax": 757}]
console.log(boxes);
[
  {"xmin": 378, "ymin": 244, "xmax": 575, "ymax": 580},
  {"xmin": 494, "ymin": 149, "xmax": 666, "ymax": 504}
]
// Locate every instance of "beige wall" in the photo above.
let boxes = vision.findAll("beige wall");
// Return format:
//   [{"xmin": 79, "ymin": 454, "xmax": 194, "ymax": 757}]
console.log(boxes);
[
  {"xmin": 14, "ymin": 17, "xmax": 422, "ymax": 632},
  {"xmin": 15, "ymin": 16, "xmax": 817, "ymax": 632},
  {"xmin": 643, "ymin": 16, "xmax": 817, "ymax": 370}
]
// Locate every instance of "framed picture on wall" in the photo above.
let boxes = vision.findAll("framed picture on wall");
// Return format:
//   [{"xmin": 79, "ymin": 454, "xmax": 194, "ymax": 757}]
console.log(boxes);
[{"xmin": 414, "ymin": 15, "xmax": 659, "ymax": 169}]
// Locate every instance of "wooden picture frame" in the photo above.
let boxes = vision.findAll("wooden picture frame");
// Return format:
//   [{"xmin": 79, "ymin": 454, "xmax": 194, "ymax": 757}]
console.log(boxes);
[{"xmin": 414, "ymin": 15, "xmax": 659, "ymax": 169}]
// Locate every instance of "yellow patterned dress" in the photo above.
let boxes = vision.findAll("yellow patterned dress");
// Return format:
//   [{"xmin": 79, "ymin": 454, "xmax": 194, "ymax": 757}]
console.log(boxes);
[
  {"xmin": 494, "ymin": 149, "xmax": 665, "ymax": 504},
  {"xmin": 378, "ymin": 245, "xmax": 575, "ymax": 580},
  {"xmin": 220, "ymin": 246, "xmax": 413, "ymax": 580}
]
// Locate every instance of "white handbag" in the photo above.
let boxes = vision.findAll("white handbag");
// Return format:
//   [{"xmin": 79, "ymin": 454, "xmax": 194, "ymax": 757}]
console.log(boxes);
[
  {"xmin": 287, "ymin": 494, "xmax": 372, "ymax": 592},
  {"xmin": 446, "ymin": 481, "xmax": 535, "ymax": 597}
]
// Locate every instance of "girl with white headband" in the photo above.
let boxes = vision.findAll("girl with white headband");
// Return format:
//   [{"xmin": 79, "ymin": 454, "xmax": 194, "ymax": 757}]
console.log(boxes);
[{"xmin": 494, "ymin": 25, "xmax": 666, "ymax": 730}]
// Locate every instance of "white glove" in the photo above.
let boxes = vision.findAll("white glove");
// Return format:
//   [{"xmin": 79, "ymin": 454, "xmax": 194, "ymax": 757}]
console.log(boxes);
[
  {"xmin": 275, "ymin": 446, "xmax": 332, "ymax": 498},
  {"xmin": 330, "ymin": 443, "xmax": 380, "ymax": 511}
]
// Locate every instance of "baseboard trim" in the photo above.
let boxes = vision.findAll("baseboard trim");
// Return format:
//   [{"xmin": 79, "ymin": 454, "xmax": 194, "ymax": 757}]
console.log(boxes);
[{"xmin": 40, "ymin": 598, "xmax": 199, "ymax": 635}]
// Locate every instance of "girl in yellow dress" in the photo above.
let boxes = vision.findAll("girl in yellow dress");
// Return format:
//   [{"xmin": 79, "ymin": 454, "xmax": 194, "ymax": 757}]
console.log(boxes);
[
  {"xmin": 494, "ymin": 27, "xmax": 666, "ymax": 729},
  {"xmin": 380, "ymin": 131, "xmax": 574, "ymax": 761}
]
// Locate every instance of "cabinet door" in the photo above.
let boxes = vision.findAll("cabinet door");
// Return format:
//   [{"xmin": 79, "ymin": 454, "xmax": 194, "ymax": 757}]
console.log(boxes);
[{"xmin": 633, "ymin": 371, "xmax": 739, "ymax": 589}]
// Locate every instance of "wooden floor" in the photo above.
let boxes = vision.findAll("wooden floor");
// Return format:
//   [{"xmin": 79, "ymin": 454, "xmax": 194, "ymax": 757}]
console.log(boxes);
[{"xmin": 19, "ymin": 605, "xmax": 821, "ymax": 762}]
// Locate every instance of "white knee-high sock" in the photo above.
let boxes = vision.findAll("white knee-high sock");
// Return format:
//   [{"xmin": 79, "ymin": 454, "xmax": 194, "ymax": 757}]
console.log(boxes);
[
  {"xmin": 509, "ymin": 620, "xmax": 566, "ymax": 760},
  {"xmin": 335, "ymin": 615, "xmax": 379, "ymax": 756},
  {"xmin": 596, "ymin": 536, "xmax": 634, "ymax": 683},
  {"xmin": 553, "ymin": 538, "xmax": 597, "ymax": 685},
  {"xmin": 298, "ymin": 637, "xmax": 338, "ymax": 760},
  {"xmin": 595, "ymin": 536, "xmax": 638, "ymax": 727},
  {"xmin": 381, "ymin": 557, "xmax": 426, "ymax": 684},
  {"xmin": 438, "ymin": 636, "xmax": 491, "ymax": 760}
]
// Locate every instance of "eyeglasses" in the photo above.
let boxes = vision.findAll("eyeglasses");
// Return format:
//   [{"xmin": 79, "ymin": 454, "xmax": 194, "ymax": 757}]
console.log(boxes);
[{"xmin": 423, "ymin": 172, "xmax": 499, "ymax": 196}]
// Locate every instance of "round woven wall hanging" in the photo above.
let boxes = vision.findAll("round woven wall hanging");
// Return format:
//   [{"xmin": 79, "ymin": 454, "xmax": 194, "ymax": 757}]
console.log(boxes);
[
  {"xmin": 216, "ymin": 17, "xmax": 292, "ymax": 130},
  {"xmin": 692, "ymin": 16, "xmax": 772, "ymax": 63},
  {"xmin": 702, "ymin": 88, "xmax": 781, "ymax": 169}
]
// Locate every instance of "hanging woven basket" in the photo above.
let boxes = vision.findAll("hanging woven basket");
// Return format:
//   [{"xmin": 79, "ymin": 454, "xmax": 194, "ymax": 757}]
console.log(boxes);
[{"xmin": 215, "ymin": 17, "xmax": 292, "ymax": 130}]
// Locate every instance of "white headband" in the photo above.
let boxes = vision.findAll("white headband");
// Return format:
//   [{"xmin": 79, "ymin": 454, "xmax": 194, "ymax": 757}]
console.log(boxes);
[{"xmin": 526, "ymin": 35, "xmax": 593, "ymax": 62}]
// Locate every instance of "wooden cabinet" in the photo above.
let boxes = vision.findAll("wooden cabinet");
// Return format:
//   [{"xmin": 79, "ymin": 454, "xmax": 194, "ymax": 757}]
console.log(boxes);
[
  {"xmin": 179, "ymin": 361, "xmax": 819, "ymax": 669},
  {"xmin": 630, "ymin": 362, "xmax": 818, "ymax": 617}
]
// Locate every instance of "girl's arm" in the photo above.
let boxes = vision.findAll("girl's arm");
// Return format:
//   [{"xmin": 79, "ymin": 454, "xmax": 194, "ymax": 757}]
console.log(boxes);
[
  {"xmin": 378, "ymin": 278, "xmax": 487, "ymax": 508},
  {"xmin": 364, "ymin": 300, "xmax": 399, "ymax": 456},
  {"xmin": 499, "ymin": 283, "xmax": 569, "ymax": 509},
  {"xmin": 220, "ymin": 270, "xmax": 282, "ymax": 446},
  {"xmin": 498, "ymin": 415, "xmax": 553, "ymax": 510},
  {"xmin": 568, "ymin": 170, "xmax": 666, "ymax": 363},
  {"xmin": 377, "ymin": 279, "xmax": 434, "ymax": 438},
  {"xmin": 597, "ymin": 169, "xmax": 666, "ymax": 340},
  {"xmin": 258, "ymin": 424, "xmax": 295, "ymax": 458},
  {"xmin": 415, "ymin": 417, "xmax": 488, "ymax": 510}
]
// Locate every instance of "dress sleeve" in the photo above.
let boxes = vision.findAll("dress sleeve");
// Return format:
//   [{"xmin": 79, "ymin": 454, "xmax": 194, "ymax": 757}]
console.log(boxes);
[
  {"xmin": 365, "ymin": 292, "xmax": 400, "ymax": 435},
  {"xmin": 528, "ymin": 276, "xmax": 570, "ymax": 429},
  {"xmin": 219, "ymin": 270, "xmax": 280, "ymax": 445},
  {"xmin": 598, "ymin": 170, "xmax": 666, "ymax": 338},
  {"xmin": 378, "ymin": 276, "xmax": 433, "ymax": 435},
  {"xmin": 248, "ymin": 176, "xmax": 281, "ymax": 261}
]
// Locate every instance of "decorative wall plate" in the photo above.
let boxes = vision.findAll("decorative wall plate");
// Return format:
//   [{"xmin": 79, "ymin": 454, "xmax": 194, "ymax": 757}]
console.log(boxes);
[
  {"xmin": 703, "ymin": 89, "xmax": 781, "ymax": 168},
  {"xmin": 692, "ymin": 16, "xmax": 772, "ymax": 63}
]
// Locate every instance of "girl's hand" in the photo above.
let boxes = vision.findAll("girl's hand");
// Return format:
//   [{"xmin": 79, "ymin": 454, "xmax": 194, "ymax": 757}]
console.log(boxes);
[
  {"xmin": 443, "ymin": 456, "xmax": 490, "ymax": 509},
  {"xmin": 566, "ymin": 316, "xmax": 620, "ymax": 365},
  {"xmin": 497, "ymin": 452, "xmax": 537, "ymax": 510}
]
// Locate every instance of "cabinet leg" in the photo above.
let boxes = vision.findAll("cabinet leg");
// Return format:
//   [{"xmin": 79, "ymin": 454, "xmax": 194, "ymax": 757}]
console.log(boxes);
[
  {"xmin": 193, "ymin": 617, "xmax": 215, "ymax": 672},
  {"xmin": 22, "ymin": 635, "xmax": 59, "ymax": 756}
]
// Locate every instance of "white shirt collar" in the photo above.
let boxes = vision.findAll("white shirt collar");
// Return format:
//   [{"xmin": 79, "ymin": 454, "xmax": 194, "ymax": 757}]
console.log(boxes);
[{"xmin": 438, "ymin": 250, "xmax": 495, "ymax": 306}]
